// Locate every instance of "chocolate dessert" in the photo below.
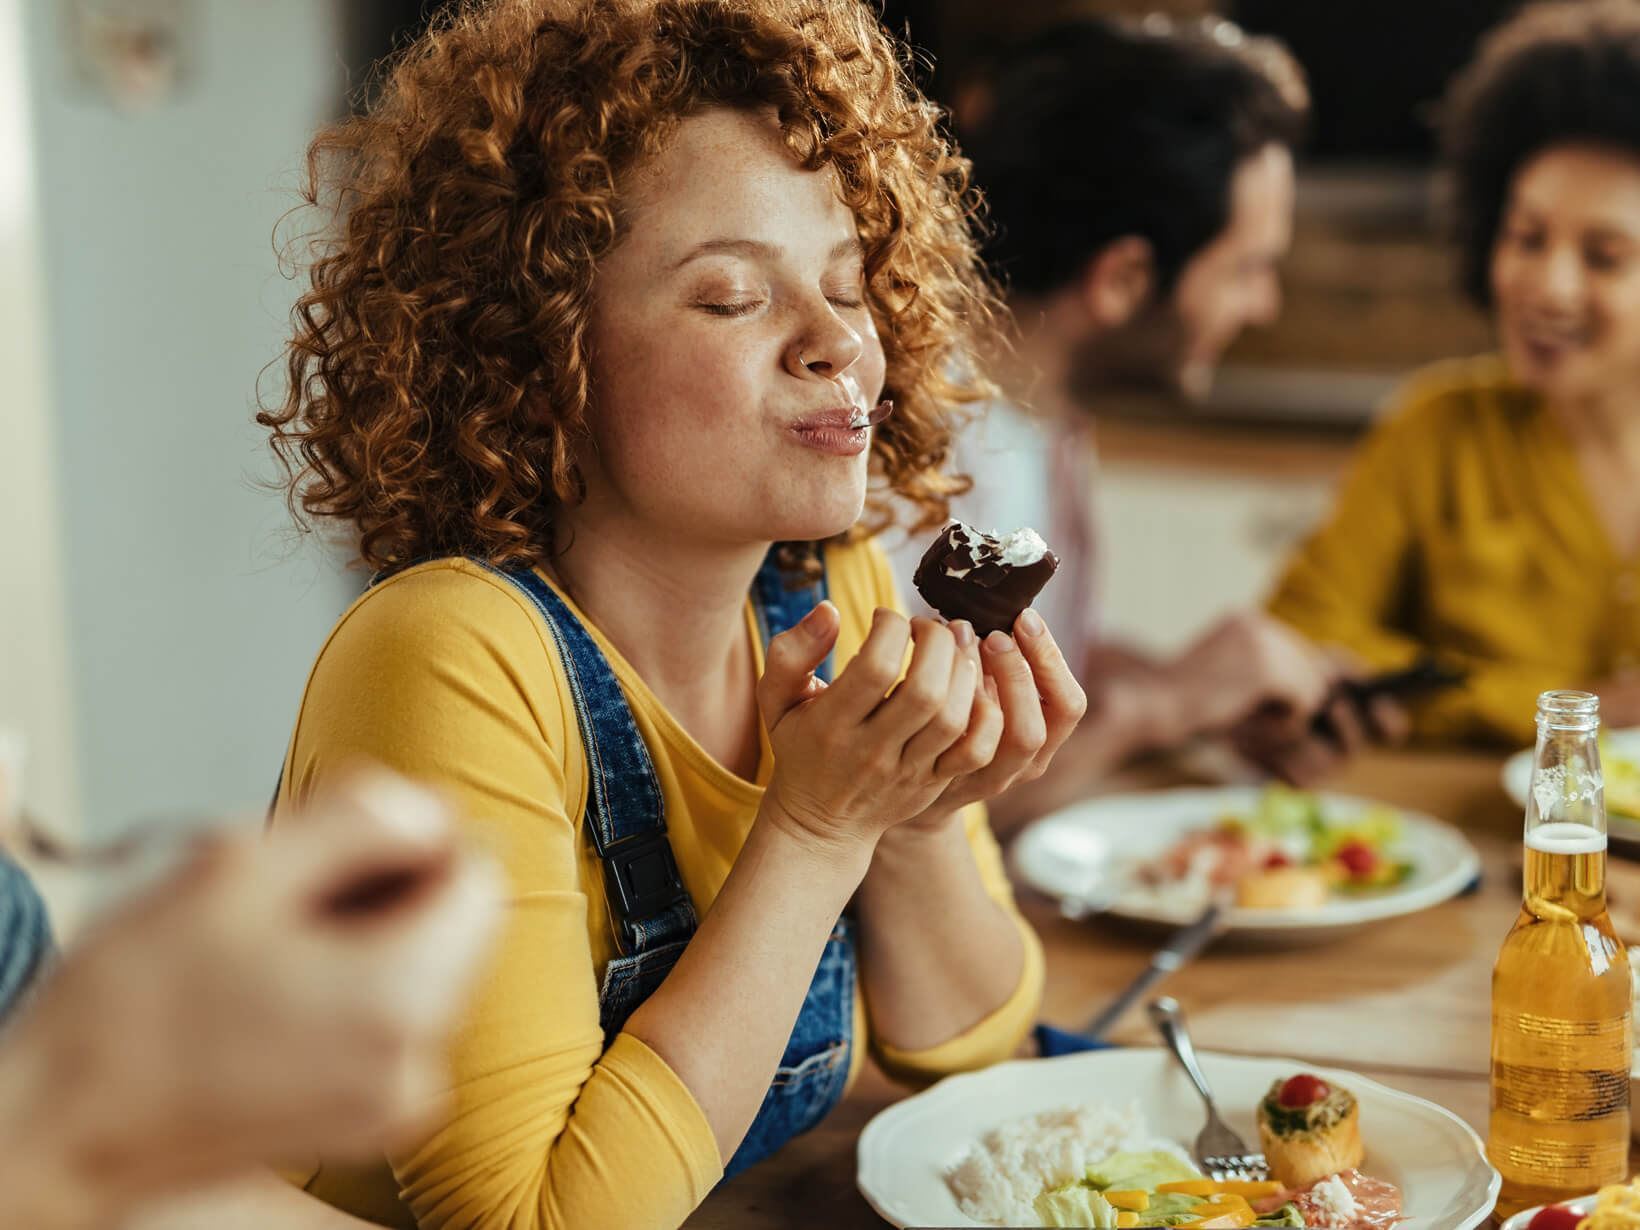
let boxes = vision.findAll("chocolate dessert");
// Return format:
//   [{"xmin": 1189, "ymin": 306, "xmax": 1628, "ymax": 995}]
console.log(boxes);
[{"xmin": 913, "ymin": 522, "xmax": 1059, "ymax": 637}]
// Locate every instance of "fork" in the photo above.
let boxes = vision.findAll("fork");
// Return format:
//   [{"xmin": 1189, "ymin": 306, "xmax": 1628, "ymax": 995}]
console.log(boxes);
[{"xmin": 1148, "ymin": 996, "xmax": 1271, "ymax": 1182}]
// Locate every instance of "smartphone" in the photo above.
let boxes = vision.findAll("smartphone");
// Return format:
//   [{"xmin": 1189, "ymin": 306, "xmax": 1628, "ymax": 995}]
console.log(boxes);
[{"xmin": 1311, "ymin": 657, "xmax": 1468, "ymax": 740}]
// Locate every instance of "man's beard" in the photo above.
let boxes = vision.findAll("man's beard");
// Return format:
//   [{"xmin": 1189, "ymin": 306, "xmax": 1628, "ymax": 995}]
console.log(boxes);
[{"xmin": 1064, "ymin": 295, "xmax": 1202, "ymax": 407}]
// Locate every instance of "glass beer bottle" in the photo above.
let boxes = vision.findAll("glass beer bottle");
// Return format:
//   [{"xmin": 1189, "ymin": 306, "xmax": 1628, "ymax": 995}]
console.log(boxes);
[{"xmin": 1489, "ymin": 691, "xmax": 1631, "ymax": 1220}]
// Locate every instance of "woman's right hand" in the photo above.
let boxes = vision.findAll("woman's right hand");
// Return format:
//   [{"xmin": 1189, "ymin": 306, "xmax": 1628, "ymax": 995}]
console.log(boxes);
[{"xmin": 756, "ymin": 602, "xmax": 979, "ymax": 855}]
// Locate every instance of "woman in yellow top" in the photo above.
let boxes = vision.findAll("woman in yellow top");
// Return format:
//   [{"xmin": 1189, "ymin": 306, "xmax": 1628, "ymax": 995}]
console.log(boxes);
[
  {"xmin": 246, "ymin": 3, "xmax": 1081, "ymax": 1229},
  {"xmin": 1268, "ymin": 0, "xmax": 1640, "ymax": 747}
]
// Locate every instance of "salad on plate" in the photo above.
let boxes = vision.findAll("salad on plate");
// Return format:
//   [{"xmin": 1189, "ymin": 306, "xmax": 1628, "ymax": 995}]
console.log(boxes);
[{"xmin": 1133, "ymin": 787, "xmax": 1415, "ymax": 912}]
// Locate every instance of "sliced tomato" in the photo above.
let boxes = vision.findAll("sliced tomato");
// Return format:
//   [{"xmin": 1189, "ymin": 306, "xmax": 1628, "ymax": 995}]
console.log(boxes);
[
  {"xmin": 1277, "ymin": 1073, "xmax": 1331, "ymax": 1107},
  {"xmin": 1335, "ymin": 839, "xmax": 1378, "ymax": 879},
  {"xmin": 1527, "ymin": 1206, "xmax": 1587, "ymax": 1230}
]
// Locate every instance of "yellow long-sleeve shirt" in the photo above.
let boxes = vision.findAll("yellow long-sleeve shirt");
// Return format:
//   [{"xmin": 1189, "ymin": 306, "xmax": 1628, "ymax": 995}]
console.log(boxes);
[
  {"xmin": 274, "ymin": 538, "xmax": 1043, "ymax": 1229},
  {"xmin": 1268, "ymin": 356, "xmax": 1640, "ymax": 746}
]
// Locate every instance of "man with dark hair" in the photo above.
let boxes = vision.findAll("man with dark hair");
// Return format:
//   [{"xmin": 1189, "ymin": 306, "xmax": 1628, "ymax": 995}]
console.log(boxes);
[
  {"xmin": 969, "ymin": 15, "xmax": 1308, "ymax": 403},
  {"xmin": 892, "ymin": 16, "xmax": 1398, "ymax": 827}
]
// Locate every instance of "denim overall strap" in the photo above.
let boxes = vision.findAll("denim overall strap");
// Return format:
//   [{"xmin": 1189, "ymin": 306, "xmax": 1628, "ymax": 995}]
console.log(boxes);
[
  {"xmin": 0, "ymin": 854, "xmax": 51, "ymax": 1026},
  {"xmin": 718, "ymin": 546, "xmax": 856, "ymax": 1178},
  {"xmin": 472, "ymin": 562, "xmax": 698, "ymax": 957},
  {"xmin": 482, "ymin": 552, "xmax": 854, "ymax": 1179},
  {"xmin": 750, "ymin": 546, "xmax": 835, "ymax": 685}
]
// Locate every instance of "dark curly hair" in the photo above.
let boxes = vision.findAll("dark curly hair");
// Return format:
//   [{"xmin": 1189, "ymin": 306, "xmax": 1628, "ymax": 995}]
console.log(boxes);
[
  {"xmin": 1443, "ymin": 0, "xmax": 1640, "ymax": 308},
  {"xmin": 260, "ymin": 0, "xmax": 998, "ymax": 576},
  {"xmin": 960, "ymin": 16, "xmax": 1308, "ymax": 299}
]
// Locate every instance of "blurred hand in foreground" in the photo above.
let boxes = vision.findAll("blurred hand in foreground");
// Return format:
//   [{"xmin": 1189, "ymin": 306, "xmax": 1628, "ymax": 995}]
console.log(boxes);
[{"xmin": 0, "ymin": 768, "xmax": 501, "ymax": 1229}]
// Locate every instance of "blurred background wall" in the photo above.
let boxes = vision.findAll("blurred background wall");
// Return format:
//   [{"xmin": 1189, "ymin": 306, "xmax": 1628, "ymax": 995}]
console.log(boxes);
[
  {"xmin": 4, "ymin": 0, "xmax": 356, "ymax": 856},
  {"xmin": 0, "ymin": 0, "xmax": 77, "ymax": 842}
]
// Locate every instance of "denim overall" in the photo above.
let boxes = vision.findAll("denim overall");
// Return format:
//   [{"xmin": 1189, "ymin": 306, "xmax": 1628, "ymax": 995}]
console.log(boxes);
[
  {"xmin": 0, "ymin": 854, "xmax": 51, "ymax": 1026},
  {"xmin": 476, "ymin": 548, "xmax": 855, "ymax": 1180}
]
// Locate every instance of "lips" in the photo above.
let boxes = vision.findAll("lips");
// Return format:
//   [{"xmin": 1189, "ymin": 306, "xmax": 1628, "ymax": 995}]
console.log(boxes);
[
  {"xmin": 791, "ymin": 406, "xmax": 864, "ymax": 431},
  {"xmin": 788, "ymin": 406, "xmax": 869, "ymax": 457},
  {"xmin": 1512, "ymin": 313, "xmax": 1591, "ymax": 350},
  {"xmin": 1505, "ymin": 312, "xmax": 1598, "ymax": 371}
]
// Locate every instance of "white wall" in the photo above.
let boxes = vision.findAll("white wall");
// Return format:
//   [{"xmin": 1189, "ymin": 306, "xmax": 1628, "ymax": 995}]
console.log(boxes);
[
  {"xmin": 19, "ymin": 0, "xmax": 358, "ymax": 841},
  {"xmin": 1098, "ymin": 463, "xmax": 1333, "ymax": 655},
  {"xmin": 0, "ymin": 0, "xmax": 79, "ymax": 838}
]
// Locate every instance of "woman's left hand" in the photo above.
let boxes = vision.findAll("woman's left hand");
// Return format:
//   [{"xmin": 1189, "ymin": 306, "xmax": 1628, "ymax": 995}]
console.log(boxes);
[{"xmin": 902, "ymin": 608, "xmax": 1086, "ymax": 829}]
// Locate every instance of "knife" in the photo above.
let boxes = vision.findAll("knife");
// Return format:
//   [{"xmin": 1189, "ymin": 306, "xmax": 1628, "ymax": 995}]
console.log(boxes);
[{"xmin": 1078, "ymin": 897, "xmax": 1227, "ymax": 1041}]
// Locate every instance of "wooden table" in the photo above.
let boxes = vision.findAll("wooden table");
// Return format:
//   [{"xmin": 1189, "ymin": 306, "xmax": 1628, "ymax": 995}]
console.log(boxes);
[{"xmin": 689, "ymin": 747, "xmax": 1537, "ymax": 1228}]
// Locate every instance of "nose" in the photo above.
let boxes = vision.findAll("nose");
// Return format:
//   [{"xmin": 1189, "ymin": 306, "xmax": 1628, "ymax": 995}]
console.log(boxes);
[
  {"xmin": 1536, "ymin": 244, "xmax": 1586, "ymax": 311},
  {"xmin": 784, "ymin": 296, "xmax": 864, "ymax": 382}
]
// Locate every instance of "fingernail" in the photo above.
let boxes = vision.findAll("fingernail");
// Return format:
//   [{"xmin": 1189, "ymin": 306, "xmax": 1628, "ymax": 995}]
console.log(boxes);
[
  {"xmin": 1018, "ymin": 608, "xmax": 1045, "ymax": 638},
  {"xmin": 952, "ymin": 620, "xmax": 975, "ymax": 648},
  {"xmin": 984, "ymin": 631, "xmax": 1016, "ymax": 655},
  {"xmin": 800, "ymin": 603, "xmax": 826, "ymax": 631}
]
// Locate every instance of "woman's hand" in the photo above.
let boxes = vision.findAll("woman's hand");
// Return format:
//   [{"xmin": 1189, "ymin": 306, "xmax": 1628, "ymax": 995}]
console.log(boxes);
[
  {"xmin": 901, "ymin": 608, "xmax": 1088, "ymax": 828},
  {"xmin": 756, "ymin": 603, "xmax": 981, "ymax": 853}
]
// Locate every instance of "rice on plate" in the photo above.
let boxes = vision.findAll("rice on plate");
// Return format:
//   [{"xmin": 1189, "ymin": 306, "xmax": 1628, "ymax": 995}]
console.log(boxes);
[{"xmin": 946, "ymin": 1100, "xmax": 1190, "ymax": 1225}]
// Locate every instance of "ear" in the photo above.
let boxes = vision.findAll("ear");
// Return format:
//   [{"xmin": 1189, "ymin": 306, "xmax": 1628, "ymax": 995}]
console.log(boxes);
[{"xmin": 1077, "ymin": 236, "xmax": 1156, "ymax": 329}]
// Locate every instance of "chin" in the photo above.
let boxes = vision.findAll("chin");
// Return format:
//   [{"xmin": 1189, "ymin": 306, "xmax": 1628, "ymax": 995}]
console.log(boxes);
[
  {"xmin": 1504, "ymin": 345, "xmax": 1595, "ymax": 404},
  {"xmin": 761, "ymin": 481, "xmax": 866, "ymax": 544}
]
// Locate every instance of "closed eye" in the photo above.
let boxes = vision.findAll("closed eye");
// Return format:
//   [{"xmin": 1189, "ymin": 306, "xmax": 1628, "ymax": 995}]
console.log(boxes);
[{"xmin": 696, "ymin": 299, "xmax": 765, "ymax": 317}]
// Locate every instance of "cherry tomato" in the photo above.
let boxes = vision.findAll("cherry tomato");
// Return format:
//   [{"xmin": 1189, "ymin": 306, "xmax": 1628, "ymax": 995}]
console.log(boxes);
[
  {"xmin": 1335, "ymin": 839, "xmax": 1378, "ymax": 879},
  {"xmin": 1277, "ymin": 1074, "xmax": 1331, "ymax": 1108},
  {"xmin": 1527, "ymin": 1205, "xmax": 1587, "ymax": 1230}
]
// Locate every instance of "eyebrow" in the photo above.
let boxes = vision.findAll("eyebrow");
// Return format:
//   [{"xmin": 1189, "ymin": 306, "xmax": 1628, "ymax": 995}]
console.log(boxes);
[{"xmin": 669, "ymin": 236, "xmax": 862, "ymax": 272}]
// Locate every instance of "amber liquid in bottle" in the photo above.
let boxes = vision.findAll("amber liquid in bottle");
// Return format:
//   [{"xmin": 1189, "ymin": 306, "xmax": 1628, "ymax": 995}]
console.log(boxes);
[{"xmin": 1488, "ymin": 692, "xmax": 1631, "ymax": 1221}]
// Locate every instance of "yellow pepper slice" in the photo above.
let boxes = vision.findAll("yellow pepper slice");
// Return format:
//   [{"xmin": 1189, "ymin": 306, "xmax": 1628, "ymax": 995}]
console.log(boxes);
[
  {"xmin": 1177, "ymin": 1193, "xmax": 1258, "ymax": 1228},
  {"xmin": 1178, "ymin": 1207, "xmax": 1256, "ymax": 1229},
  {"xmin": 1212, "ymin": 1180, "xmax": 1283, "ymax": 1199},
  {"xmin": 1116, "ymin": 1215, "xmax": 1139, "ymax": 1229},
  {"xmin": 1155, "ymin": 1179, "xmax": 1281, "ymax": 1198},
  {"xmin": 1103, "ymin": 1190, "xmax": 1150, "ymax": 1211},
  {"xmin": 1157, "ymin": 1180, "xmax": 1218, "ymax": 1197}
]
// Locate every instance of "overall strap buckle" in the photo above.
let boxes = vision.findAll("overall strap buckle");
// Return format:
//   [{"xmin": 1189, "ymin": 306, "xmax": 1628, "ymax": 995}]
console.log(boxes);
[{"xmin": 603, "ymin": 831, "xmax": 690, "ymax": 945}]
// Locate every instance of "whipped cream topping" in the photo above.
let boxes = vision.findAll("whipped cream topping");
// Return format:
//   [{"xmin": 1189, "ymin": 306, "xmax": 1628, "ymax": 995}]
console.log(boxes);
[
  {"xmin": 996, "ymin": 527, "xmax": 1048, "ymax": 567},
  {"xmin": 942, "ymin": 522, "xmax": 1049, "ymax": 577}
]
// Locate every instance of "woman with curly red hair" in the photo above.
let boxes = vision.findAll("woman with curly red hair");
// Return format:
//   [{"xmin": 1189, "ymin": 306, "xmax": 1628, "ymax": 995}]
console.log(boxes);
[{"xmin": 257, "ymin": 1, "xmax": 1078, "ymax": 1226}]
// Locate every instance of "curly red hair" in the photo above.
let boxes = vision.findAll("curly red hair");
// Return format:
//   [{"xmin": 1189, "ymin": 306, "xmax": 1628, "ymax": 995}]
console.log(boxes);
[{"xmin": 261, "ymin": 0, "xmax": 999, "ymax": 575}]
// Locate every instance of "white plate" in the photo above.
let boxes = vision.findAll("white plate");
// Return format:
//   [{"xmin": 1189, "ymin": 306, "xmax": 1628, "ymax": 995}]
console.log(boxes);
[
  {"xmin": 856, "ymin": 1048, "xmax": 1499, "ymax": 1228},
  {"xmin": 1012, "ymin": 787, "xmax": 1481, "ymax": 940},
  {"xmin": 1502, "ymin": 726, "xmax": 1640, "ymax": 819},
  {"xmin": 1500, "ymin": 1194, "xmax": 1597, "ymax": 1229}
]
